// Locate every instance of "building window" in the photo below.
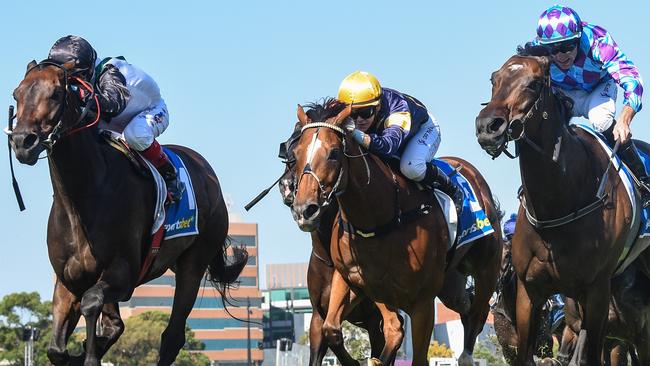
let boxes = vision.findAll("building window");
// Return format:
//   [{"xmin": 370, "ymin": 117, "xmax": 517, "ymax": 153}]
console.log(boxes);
[
  {"xmin": 239, "ymin": 277, "xmax": 257, "ymax": 287},
  {"xmin": 230, "ymin": 235, "xmax": 256, "ymax": 247}
]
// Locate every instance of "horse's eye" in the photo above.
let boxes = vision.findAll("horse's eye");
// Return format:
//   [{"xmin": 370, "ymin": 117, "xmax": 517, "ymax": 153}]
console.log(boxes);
[
  {"xmin": 50, "ymin": 90, "xmax": 62, "ymax": 101},
  {"xmin": 328, "ymin": 148, "xmax": 340, "ymax": 160},
  {"xmin": 527, "ymin": 80, "xmax": 541, "ymax": 92}
]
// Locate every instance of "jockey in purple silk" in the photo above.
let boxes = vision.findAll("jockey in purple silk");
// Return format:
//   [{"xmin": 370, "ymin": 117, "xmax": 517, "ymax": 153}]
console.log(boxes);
[
  {"xmin": 48, "ymin": 35, "xmax": 184, "ymax": 202},
  {"xmin": 338, "ymin": 71, "xmax": 464, "ymax": 215},
  {"xmin": 533, "ymin": 5, "xmax": 650, "ymax": 206}
]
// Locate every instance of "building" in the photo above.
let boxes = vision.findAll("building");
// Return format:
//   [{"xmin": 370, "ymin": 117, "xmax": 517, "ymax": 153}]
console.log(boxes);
[{"xmin": 118, "ymin": 221, "xmax": 264, "ymax": 366}]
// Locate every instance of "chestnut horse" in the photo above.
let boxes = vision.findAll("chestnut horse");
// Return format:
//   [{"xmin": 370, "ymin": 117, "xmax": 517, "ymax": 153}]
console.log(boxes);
[
  {"xmin": 9, "ymin": 60, "xmax": 247, "ymax": 366},
  {"xmin": 290, "ymin": 99, "xmax": 502, "ymax": 366},
  {"xmin": 279, "ymin": 165, "xmax": 389, "ymax": 366},
  {"xmin": 475, "ymin": 48, "xmax": 650, "ymax": 365}
]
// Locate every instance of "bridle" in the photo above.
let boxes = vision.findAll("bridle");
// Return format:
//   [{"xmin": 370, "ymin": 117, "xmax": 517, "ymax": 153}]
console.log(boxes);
[{"xmin": 6, "ymin": 60, "xmax": 101, "ymax": 151}]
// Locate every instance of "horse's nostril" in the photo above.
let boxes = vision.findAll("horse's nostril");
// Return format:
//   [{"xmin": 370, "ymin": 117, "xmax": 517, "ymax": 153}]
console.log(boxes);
[
  {"xmin": 23, "ymin": 133, "xmax": 38, "ymax": 149},
  {"xmin": 488, "ymin": 118, "xmax": 506, "ymax": 133},
  {"xmin": 303, "ymin": 204, "xmax": 319, "ymax": 220}
]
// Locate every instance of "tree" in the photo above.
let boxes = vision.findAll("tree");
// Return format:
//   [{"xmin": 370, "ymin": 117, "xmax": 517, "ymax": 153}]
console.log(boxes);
[
  {"xmin": 0, "ymin": 292, "xmax": 52, "ymax": 365},
  {"xmin": 103, "ymin": 311, "xmax": 209, "ymax": 366},
  {"xmin": 428, "ymin": 340, "xmax": 453, "ymax": 358},
  {"xmin": 473, "ymin": 335, "xmax": 508, "ymax": 366},
  {"xmin": 342, "ymin": 321, "xmax": 370, "ymax": 360}
]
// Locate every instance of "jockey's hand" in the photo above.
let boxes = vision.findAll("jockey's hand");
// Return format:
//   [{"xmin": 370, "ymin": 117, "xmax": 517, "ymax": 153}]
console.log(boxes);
[
  {"xmin": 343, "ymin": 118, "xmax": 356, "ymax": 132},
  {"xmin": 614, "ymin": 105, "xmax": 635, "ymax": 144}
]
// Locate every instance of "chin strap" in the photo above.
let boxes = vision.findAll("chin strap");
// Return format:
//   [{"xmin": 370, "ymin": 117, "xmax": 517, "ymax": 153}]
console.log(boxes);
[{"xmin": 6, "ymin": 106, "xmax": 25, "ymax": 211}]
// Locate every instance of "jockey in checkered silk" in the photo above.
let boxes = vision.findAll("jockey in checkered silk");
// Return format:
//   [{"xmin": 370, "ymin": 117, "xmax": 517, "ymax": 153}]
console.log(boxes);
[
  {"xmin": 48, "ymin": 35, "xmax": 184, "ymax": 202},
  {"xmin": 532, "ymin": 5, "xmax": 650, "ymax": 205},
  {"xmin": 338, "ymin": 71, "xmax": 464, "ymax": 215}
]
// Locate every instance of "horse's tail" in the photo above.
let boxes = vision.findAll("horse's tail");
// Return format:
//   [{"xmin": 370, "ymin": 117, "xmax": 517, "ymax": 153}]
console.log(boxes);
[
  {"xmin": 493, "ymin": 194, "xmax": 506, "ymax": 223},
  {"xmin": 206, "ymin": 236, "xmax": 248, "ymax": 302}
]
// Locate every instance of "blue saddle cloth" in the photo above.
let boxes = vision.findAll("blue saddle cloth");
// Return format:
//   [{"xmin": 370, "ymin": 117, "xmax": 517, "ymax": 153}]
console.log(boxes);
[
  {"xmin": 432, "ymin": 159, "xmax": 494, "ymax": 246},
  {"xmin": 162, "ymin": 148, "xmax": 199, "ymax": 240}
]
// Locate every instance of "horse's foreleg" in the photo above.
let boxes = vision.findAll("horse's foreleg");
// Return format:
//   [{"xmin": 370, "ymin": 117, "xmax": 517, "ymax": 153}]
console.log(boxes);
[
  {"xmin": 323, "ymin": 270, "xmax": 361, "ymax": 366},
  {"xmin": 48, "ymin": 278, "xmax": 82, "ymax": 366},
  {"xmin": 95, "ymin": 303, "xmax": 124, "ymax": 359},
  {"xmin": 577, "ymin": 282, "xmax": 609, "ymax": 366},
  {"xmin": 460, "ymin": 268, "xmax": 499, "ymax": 366},
  {"xmin": 374, "ymin": 302, "xmax": 404, "ymax": 365},
  {"xmin": 308, "ymin": 309, "xmax": 330, "ymax": 366},
  {"xmin": 365, "ymin": 306, "xmax": 387, "ymax": 360},
  {"xmin": 408, "ymin": 300, "xmax": 435, "ymax": 366},
  {"xmin": 514, "ymin": 278, "xmax": 545, "ymax": 366}
]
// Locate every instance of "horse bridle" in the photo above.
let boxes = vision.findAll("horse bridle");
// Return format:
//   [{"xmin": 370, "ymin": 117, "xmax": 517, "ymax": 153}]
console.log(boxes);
[
  {"xmin": 297, "ymin": 122, "xmax": 349, "ymax": 208},
  {"xmin": 6, "ymin": 60, "xmax": 101, "ymax": 151},
  {"xmin": 489, "ymin": 74, "xmax": 553, "ymax": 160}
]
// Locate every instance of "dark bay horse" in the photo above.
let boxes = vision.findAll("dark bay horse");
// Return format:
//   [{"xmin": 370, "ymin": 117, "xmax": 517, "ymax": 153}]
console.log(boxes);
[
  {"xmin": 290, "ymin": 100, "xmax": 502, "ymax": 366},
  {"xmin": 9, "ymin": 60, "xmax": 247, "ymax": 366},
  {"xmin": 475, "ymin": 49, "xmax": 650, "ymax": 365},
  {"xmin": 279, "ymin": 167, "xmax": 388, "ymax": 365}
]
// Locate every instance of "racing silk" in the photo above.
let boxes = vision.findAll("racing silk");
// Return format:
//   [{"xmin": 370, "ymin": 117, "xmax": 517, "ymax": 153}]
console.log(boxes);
[
  {"xmin": 93, "ymin": 57, "xmax": 162, "ymax": 130},
  {"xmin": 535, "ymin": 23, "xmax": 644, "ymax": 112},
  {"xmin": 366, "ymin": 88, "xmax": 430, "ymax": 158}
]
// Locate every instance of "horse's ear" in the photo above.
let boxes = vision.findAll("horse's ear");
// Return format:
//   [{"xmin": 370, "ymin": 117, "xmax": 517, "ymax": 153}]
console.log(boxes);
[
  {"xmin": 25, "ymin": 60, "xmax": 37, "ymax": 75},
  {"xmin": 333, "ymin": 104, "xmax": 352, "ymax": 126},
  {"xmin": 297, "ymin": 104, "xmax": 310, "ymax": 126},
  {"xmin": 535, "ymin": 56, "xmax": 551, "ymax": 75}
]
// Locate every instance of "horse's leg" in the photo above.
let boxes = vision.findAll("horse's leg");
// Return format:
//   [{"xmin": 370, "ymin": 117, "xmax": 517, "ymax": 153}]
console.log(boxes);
[
  {"xmin": 459, "ymin": 267, "xmax": 498, "ymax": 366},
  {"xmin": 576, "ymin": 283, "xmax": 609, "ymax": 366},
  {"xmin": 607, "ymin": 340, "xmax": 629, "ymax": 366},
  {"xmin": 373, "ymin": 303, "xmax": 404, "ymax": 365},
  {"xmin": 365, "ymin": 306, "xmax": 387, "ymax": 360},
  {"xmin": 308, "ymin": 309, "xmax": 330, "ymax": 366},
  {"xmin": 556, "ymin": 324, "xmax": 578, "ymax": 366},
  {"xmin": 408, "ymin": 300, "xmax": 435, "ymax": 366},
  {"xmin": 48, "ymin": 278, "xmax": 82, "ymax": 366},
  {"xmin": 157, "ymin": 245, "xmax": 208, "ymax": 366},
  {"xmin": 95, "ymin": 303, "xmax": 124, "ymax": 359},
  {"xmin": 322, "ymin": 270, "xmax": 361, "ymax": 366},
  {"xmin": 79, "ymin": 259, "xmax": 133, "ymax": 366},
  {"xmin": 515, "ymin": 277, "xmax": 545, "ymax": 366}
]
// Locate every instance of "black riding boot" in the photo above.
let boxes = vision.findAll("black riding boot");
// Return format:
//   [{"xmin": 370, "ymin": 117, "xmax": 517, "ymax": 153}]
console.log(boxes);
[
  {"xmin": 422, "ymin": 163, "xmax": 464, "ymax": 217},
  {"xmin": 158, "ymin": 160, "xmax": 185, "ymax": 204},
  {"xmin": 618, "ymin": 140, "xmax": 650, "ymax": 207}
]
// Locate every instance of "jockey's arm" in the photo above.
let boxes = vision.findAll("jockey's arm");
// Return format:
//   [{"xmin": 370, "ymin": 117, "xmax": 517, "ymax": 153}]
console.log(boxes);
[
  {"xmin": 613, "ymin": 105, "xmax": 636, "ymax": 143},
  {"xmin": 352, "ymin": 112, "xmax": 411, "ymax": 156},
  {"xmin": 95, "ymin": 64, "xmax": 130, "ymax": 118}
]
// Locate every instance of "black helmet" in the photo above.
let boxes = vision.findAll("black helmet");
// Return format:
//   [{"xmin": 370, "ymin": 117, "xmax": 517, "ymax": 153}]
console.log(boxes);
[{"xmin": 48, "ymin": 35, "xmax": 97, "ymax": 79}]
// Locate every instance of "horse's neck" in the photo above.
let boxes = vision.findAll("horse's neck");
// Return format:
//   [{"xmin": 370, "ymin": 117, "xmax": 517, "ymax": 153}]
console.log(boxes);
[
  {"xmin": 337, "ymin": 152, "xmax": 402, "ymax": 228},
  {"xmin": 519, "ymin": 108, "xmax": 595, "ymax": 217}
]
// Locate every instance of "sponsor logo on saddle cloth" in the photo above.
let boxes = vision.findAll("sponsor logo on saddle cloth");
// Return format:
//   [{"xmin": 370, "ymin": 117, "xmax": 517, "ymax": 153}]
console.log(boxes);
[
  {"xmin": 574, "ymin": 123, "xmax": 650, "ymax": 276},
  {"xmin": 432, "ymin": 159, "xmax": 494, "ymax": 248},
  {"xmin": 148, "ymin": 148, "xmax": 199, "ymax": 240}
]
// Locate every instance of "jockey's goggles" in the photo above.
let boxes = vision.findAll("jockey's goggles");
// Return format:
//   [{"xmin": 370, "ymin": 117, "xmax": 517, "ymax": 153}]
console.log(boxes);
[
  {"xmin": 549, "ymin": 40, "xmax": 578, "ymax": 55},
  {"xmin": 350, "ymin": 106, "xmax": 376, "ymax": 120}
]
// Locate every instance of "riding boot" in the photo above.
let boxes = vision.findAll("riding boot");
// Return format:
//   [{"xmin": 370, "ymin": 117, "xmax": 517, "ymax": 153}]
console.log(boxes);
[
  {"xmin": 141, "ymin": 140, "xmax": 185, "ymax": 203},
  {"xmin": 421, "ymin": 163, "xmax": 464, "ymax": 217},
  {"xmin": 618, "ymin": 140, "xmax": 650, "ymax": 207}
]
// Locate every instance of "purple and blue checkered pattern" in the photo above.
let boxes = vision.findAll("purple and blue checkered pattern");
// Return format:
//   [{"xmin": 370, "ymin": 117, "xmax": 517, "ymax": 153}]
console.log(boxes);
[
  {"xmin": 547, "ymin": 23, "xmax": 644, "ymax": 113},
  {"xmin": 537, "ymin": 5, "xmax": 582, "ymax": 44}
]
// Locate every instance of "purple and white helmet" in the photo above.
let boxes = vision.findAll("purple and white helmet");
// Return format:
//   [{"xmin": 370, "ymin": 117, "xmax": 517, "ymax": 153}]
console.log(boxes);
[{"xmin": 536, "ymin": 5, "xmax": 583, "ymax": 44}]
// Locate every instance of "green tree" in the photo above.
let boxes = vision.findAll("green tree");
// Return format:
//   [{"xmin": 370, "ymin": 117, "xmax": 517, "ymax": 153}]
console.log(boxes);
[
  {"xmin": 103, "ymin": 311, "xmax": 209, "ymax": 366},
  {"xmin": 0, "ymin": 292, "xmax": 52, "ymax": 365},
  {"xmin": 342, "ymin": 321, "xmax": 370, "ymax": 360},
  {"xmin": 473, "ymin": 335, "xmax": 508, "ymax": 366}
]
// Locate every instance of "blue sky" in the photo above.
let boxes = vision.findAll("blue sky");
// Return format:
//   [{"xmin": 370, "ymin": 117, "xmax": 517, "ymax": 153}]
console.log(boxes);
[{"xmin": 1, "ymin": 0, "xmax": 649, "ymax": 299}]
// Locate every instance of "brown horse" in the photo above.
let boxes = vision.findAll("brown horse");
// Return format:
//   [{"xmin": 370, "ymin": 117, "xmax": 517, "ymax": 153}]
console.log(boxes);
[
  {"xmin": 475, "ymin": 47, "xmax": 650, "ymax": 365},
  {"xmin": 9, "ymin": 60, "xmax": 248, "ymax": 366},
  {"xmin": 279, "ymin": 166, "xmax": 389, "ymax": 365},
  {"xmin": 290, "ymin": 99, "xmax": 502, "ymax": 366}
]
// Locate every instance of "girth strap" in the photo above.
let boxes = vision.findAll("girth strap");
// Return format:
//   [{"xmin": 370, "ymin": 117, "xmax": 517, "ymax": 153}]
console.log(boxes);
[
  {"xmin": 339, "ymin": 200, "xmax": 435, "ymax": 239},
  {"xmin": 523, "ymin": 193, "xmax": 608, "ymax": 229}
]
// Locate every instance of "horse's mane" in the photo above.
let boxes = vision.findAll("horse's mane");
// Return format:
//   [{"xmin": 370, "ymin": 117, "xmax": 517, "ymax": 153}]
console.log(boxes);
[
  {"xmin": 516, "ymin": 42, "xmax": 551, "ymax": 57},
  {"xmin": 304, "ymin": 97, "xmax": 348, "ymax": 122}
]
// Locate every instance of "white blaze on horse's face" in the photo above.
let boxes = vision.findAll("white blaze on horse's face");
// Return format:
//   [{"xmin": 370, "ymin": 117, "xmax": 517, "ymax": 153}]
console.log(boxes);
[
  {"xmin": 508, "ymin": 64, "xmax": 524, "ymax": 72},
  {"xmin": 306, "ymin": 131, "xmax": 322, "ymax": 165}
]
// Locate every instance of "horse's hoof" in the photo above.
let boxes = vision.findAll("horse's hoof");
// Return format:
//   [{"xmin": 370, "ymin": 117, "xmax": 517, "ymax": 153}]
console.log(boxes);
[
  {"xmin": 367, "ymin": 358, "xmax": 382, "ymax": 366},
  {"xmin": 458, "ymin": 351, "xmax": 474, "ymax": 366},
  {"xmin": 538, "ymin": 358, "xmax": 562, "ymax": 366}
]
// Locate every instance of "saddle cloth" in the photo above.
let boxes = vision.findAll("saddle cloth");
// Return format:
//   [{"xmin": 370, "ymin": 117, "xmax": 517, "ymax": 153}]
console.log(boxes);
[
  {"xmin": 574, "ymin": 123, "xmax": 650, "ymax": 276},
  {"xmin": 432, "ymin": 159, "xmax": 495, "ymax": 249}
]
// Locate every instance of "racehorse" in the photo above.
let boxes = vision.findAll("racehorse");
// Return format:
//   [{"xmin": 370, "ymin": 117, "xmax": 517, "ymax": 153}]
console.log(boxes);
[
  {"xmin": 9, "ymin": 60, "xmax": 248, "ymax": 366},
  {"xmin": 279, "ymin": 166, "xmax": 389, "ymax": 365},
  {"xmin": 475, "ymin": 46, "xmax": 650, "ymax": 365},
  {"xmin": 290, "ymin": 99, "xmax": 502, "ymax": 366}
]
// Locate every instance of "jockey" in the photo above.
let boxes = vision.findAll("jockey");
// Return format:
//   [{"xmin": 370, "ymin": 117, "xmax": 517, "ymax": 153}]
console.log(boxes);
[
  {"xmin": 47, "ymin": 35, "xmax": 184, "ymax": 203},
  {"xmin": 503, "ymin": 213, "xmax": 517, "ymax": 242},
  {"xmin": 533, "ymin": 5, "xmax": 650, "ymax": 206},
  {"xmin": 337, "ymin": 71, "xmax": 464, "ymax": 215}
]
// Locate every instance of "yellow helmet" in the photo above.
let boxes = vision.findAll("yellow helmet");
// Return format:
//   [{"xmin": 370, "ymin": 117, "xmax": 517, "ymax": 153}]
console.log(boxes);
[{"xmin": 337, "ymin": 71, "xmax": 382, "ymax": 108}]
